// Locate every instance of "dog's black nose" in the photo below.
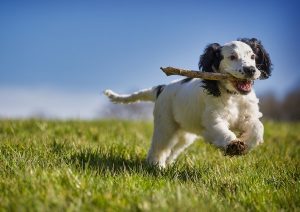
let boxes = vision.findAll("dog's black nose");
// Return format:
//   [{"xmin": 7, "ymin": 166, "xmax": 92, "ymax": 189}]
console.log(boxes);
[{"xmin": 243, "ymin": 66, "xmax": 256, "ymax": 77}]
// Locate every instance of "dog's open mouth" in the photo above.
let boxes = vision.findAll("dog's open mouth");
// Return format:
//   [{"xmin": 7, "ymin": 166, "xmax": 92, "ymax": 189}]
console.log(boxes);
[{"xmin": 231, "ymin": 79, "xmax": 253, "ymax": 94}]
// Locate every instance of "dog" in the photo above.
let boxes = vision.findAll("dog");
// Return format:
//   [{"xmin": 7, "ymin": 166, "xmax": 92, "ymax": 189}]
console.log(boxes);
[{"xmin": 104, "ymin": 38, "xmax": 272, "ymax": 168}]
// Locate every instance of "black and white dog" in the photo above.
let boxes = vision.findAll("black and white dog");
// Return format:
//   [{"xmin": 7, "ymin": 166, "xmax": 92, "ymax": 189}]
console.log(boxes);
[{"xmin": 105, "ymin": 38, "xmax": 272, "ymax": 168}]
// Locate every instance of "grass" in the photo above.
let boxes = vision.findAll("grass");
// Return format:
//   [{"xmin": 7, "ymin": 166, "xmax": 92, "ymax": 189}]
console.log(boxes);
[{"xmin": 0, "ymin": 119, "xmax": 299, "ymax": 211}]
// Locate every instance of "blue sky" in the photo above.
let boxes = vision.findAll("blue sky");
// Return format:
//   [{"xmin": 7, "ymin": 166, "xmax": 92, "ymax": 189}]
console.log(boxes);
[{"xmin": 0, "ymin": 0, "xmax": 299, "ymax": 118}]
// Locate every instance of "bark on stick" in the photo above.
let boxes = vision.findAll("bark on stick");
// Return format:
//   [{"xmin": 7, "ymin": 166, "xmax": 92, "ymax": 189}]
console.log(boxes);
[{"xmin": 160, "ymin": 67, "xmax": 236, "ymax": 81}]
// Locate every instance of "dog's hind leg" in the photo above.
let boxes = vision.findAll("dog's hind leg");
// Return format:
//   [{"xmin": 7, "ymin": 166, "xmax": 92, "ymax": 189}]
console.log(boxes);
[
  {"xmin": 166, "ymin": 132, "xmax": 197, "ymax": 165},
  {"xmin": 146, "ymin": 117, "xmax": 178, "ymax": 168}
]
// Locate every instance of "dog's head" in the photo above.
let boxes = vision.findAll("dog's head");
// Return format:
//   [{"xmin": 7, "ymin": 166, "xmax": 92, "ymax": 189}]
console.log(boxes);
[{"xmin": 199, "ymin": 38, "xmax": 272, "ymax": 96}]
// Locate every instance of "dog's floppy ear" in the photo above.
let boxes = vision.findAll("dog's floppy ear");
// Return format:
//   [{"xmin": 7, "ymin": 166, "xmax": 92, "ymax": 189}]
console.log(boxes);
[
  {"xmin": 199, "ymin": 43, "xmax": 222, "ymax": 72},
  {"xmin": 239, "ymin": 38, "xmax": 272, "ymax": 79},
  {"xmin": 199, "ymin": 43, "xmax": 222, "ymax": 97}
]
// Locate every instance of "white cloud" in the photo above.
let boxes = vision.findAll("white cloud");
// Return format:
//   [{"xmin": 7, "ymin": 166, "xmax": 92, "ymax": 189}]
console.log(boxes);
[{"xmin": 0, "ymin": 87, "xmax": 106, "ymax": 119}]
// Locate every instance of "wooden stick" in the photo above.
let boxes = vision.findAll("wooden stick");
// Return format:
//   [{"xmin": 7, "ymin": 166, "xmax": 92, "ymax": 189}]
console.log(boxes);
[{"xmin": 160, "ymin": 67, "xmax": 236, "ymax": 81}]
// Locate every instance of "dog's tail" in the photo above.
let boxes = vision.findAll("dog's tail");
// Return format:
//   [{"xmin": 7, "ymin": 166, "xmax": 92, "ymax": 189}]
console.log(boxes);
[{"xmin": 104, "ymin": 85, "xmax": 165, "ymax": 104}]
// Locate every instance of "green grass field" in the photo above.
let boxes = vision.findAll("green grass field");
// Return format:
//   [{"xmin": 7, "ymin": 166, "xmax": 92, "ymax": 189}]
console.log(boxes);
[{"xmin": 0, "ymin": 120, "xmax": 299, "ymax": 211}]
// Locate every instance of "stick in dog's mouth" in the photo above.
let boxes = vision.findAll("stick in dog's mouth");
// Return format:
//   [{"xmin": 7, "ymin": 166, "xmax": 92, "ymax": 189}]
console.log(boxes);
[{"xmin": 160, "ymin": 67, "xmax": 237, "ymax": 81}]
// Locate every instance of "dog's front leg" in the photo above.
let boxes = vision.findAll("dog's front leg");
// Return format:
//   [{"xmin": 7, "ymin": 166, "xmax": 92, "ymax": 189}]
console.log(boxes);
[
  {"xmin": 202, "ymin": 113, "xmax": 248, "ymax": 156},
  {"xmin": 239, "ymin": 118, "xmax": 264, "ymax": 150},
  {"xmin": 202, "ymin": 118, "xmax": 238, "ymax": 151}
]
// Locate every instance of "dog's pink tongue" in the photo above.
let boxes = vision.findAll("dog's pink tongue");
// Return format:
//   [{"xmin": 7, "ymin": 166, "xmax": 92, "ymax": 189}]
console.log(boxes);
[{"xmin": 237, "ymin": 81, "xmax": 252, "ymax": 92}]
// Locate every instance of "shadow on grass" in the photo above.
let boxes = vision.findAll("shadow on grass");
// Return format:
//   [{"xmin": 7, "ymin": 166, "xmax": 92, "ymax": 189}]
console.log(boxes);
[{"xmin": 67, "ymin": 147, "xmax": 205, "ymax": 182}]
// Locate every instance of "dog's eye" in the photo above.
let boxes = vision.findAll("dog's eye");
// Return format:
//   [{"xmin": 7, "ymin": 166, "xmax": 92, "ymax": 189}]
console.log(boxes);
[
  {"xmin": 251, "ymin": 54, "xmax": 255, "ymax": 60},
  {"xmin": 230, "ymin": 55, "xmax": 237, "ymax": 60}
]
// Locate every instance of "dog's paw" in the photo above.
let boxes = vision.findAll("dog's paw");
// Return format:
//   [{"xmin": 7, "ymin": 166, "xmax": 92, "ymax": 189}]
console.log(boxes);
[{"xmin": 225, "ymin": 140, "xmax": 248, "ymax": 156}]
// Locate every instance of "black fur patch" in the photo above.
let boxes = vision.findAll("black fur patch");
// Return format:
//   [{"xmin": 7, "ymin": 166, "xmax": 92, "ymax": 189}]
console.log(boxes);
[
  {"xmin": 198, "ymin": 43, "xmax": 223, "ymax": 97},
  {"xmin": 202, "ymin": 80, "xmax": 221, "ymax": 96},
  {"xmin": 238, "ymin": 38, "xmax": 272, "ymax": 79},
  {"xmin": 156, "ymin": 85, "xmax": 166, "ymax": 98},
  {"xmin": 180, "ymin": 78, "xmax": 193, "ymax": 84}
]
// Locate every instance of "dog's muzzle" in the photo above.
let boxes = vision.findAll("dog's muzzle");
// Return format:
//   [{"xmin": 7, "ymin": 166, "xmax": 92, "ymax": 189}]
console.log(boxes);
[{"xmin": 243, "ymin": 66, "xmax": 256, "ymax": 78}]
